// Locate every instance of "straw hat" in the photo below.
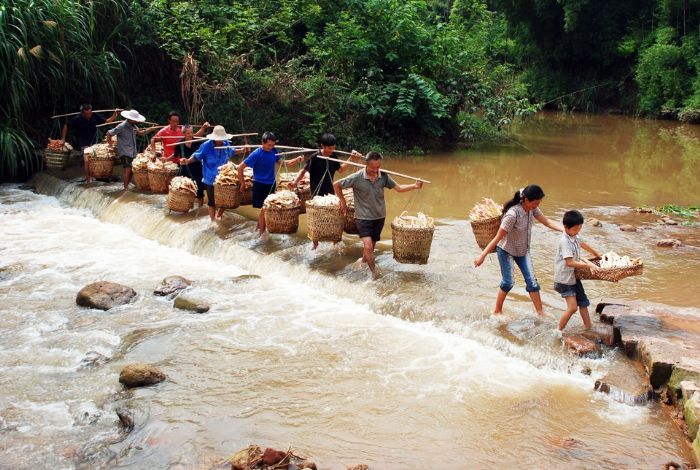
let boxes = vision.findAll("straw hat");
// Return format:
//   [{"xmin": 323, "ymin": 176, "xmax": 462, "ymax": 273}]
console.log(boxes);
[
  {"xmin": 206, "ymin": 125, "xmax": 233, "ymax": 141},
  {"xmin": 120, "ymin": 109, "xmax": 146, "ymax": 122}
]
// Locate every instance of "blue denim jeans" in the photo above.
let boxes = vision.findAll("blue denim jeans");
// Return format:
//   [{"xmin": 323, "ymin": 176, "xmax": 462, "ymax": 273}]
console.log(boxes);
[
  {"xmin": 496, "ymin": 246, "xmax": 540, "ymax": 293},
  {"xmin": 553, "ymin": 280, "xmax": 590, "ymax": 308}
]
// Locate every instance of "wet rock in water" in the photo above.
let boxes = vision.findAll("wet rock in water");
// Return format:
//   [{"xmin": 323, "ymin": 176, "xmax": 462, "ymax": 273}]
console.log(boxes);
[
  {"xmin": 115, "ymin": 407, "xmax": 134, "ymax": 432},
  {"xmin": 587, "ymin": 218, "xmax": 602, "ymax": 227},
  {"xmin": 658, "ymin": 216, "xmax": 679, "ymax": 225},
  {"xmin": 562, "ymin": 334, "xmax": 600, "ymax": 357},
  {"xmin": 229, "ymin": 445, "xmax": 263, "ymax": 470},
  {"xmin": 662, "ymin": 462, "xmax": 683, "ymax": 470},
  {"xmin": 17, "ymin": 184, "xmax": 36, "ymax": 192},
  {"xmin": 263, "ymin": 447, "xmax": 289, "ymax": 467},
  {"xmin": 298, "ymin": 462, "xmax": 318, "ymax": 469},
  {"xmin": 619, "ymin": 224, "xmax": 638, "ymax": 232},
  {"xmin": 347, "ymin": 465, "xmax": 369, "ymax": 470},
  {"xmin": 76, "ymin": 281, "xmax": 136, "ymax": 310},
  {"xmin": 174, "ymin": 292, "xmax": 210, "ymax": 313},
  {"xmin": 580, "ymin": 365, "xmax": 592, "ymax": 376},
  {"xmin": 118, "ymin": 363, "xmax": 166, "ymax": 388},
  {"xmin": 153, "ymin": 275, "xmax": 191, "ymax": 298},
  {"xmin": 74, "ymin": 403, "xmax": 101, "ymax": 425},
  {"xmin": 685, "ymin": 394, "xmax": 700, "ymax": 440},
  {"xmin": 79, "ymin": 351, "xmax": 110, "ymax": 369},
  {"xmin": 230, "ymin": 274, "xmax": 261, "ymax": 282},
  {"xmin": 681, "ymin": 381, "xmax": 700, "ymax": 401},
  {"xmin": 581, "ymin": 326, "xmax": 615, "ymax": 347},
  {"xmin": 635, "ymin": 207, "xmax": 654, "ymax": 213},
  {"xmin": 594, "ymin": 380, "xmax": 611, "ymax": 394},
  {"xmin": 657, "ymin": 239, "xmax": 683, "ymax": 248}
]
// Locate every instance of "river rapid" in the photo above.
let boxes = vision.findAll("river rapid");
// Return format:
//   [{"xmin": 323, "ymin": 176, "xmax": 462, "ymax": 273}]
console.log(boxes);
[{"xmin": 1, "ymin": 112, "xmax": 699, "ymax": 468}]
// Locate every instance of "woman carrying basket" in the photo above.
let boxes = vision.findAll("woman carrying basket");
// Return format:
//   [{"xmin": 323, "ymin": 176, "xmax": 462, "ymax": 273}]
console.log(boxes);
[{"xmin": 473, "ymin": 184, "xmax": 562, "ymax": 316}]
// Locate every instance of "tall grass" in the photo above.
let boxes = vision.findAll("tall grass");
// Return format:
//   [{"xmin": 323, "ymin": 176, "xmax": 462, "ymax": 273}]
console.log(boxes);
[{"xmin": 0, "ymin": 0, "xmax": 128, "ymax": 180}]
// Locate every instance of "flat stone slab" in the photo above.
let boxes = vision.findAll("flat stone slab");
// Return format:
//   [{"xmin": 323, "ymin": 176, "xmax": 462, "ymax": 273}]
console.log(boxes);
[{"xmin": 596, "ymin": 299, "xmax": 700, "ymax": 391}]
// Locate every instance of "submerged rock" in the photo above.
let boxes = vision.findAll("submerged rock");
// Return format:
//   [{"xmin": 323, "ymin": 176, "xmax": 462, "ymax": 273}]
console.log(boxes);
[
  {"xmin": 79, "ymin": 351, "xmax": 110, "ymax": 369},
  {"xmin": 619, "ymin": 224, "xmax": 638, "ymax": 232},
  {"xmin": 657, "ymin": 239, "xmax": 683, "ymax": 248},
  {"xmin": 347, "ymin": 465, "xmax": 369, "ymax": 470},
  {"xmin": 587, "ymin": 218, "xmax": 602, "ymax": 227},
  {"xmin": 153, "ymin": 275, "xmax": 191, "ymax": 298},
  {"xmin": 76, "ymin": 281, "xmax": 136, "ymax": 310},
  {"xmin": 174, "ymin": 292, "xmax": 210, "ymax": 313},
  {"xmin": 115, "ymin": 407, "xmax": 134, "ymax": 432},
  {"xmin": 562, "ymin": 334, "xmax": 600, "ymax": 357},
  {"xmin": 231, "ymin": 274, "xmax": 261, "ymax": 282},
  {"xmin": 118, "ymin": 363, "xmax": 166, "ymax": 388}
]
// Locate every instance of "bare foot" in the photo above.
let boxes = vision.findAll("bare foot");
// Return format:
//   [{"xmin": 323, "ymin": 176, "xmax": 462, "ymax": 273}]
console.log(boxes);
[
  {"xmin": 352, "ymin": 258, "xmax": 366, "ymax": 270},
  {"xmin": 371, "ymin": 268, "xmax": 382, "ymax": 280}
]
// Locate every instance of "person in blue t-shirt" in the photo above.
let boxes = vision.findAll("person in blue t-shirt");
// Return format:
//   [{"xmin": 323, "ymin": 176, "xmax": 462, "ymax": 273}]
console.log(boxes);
[
  {"xmin": 180, "ymin": 125, "xmax": 246, "ymax": 221},
  {"xmin": 237, "ymin": 131, "xmax": 303, "ymax": 235}
]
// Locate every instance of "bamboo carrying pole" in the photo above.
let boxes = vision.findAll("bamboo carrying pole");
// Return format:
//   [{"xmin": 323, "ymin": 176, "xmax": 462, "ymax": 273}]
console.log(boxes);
[
  {"xmin": 315, "ymin": 154, "xmax": 431, "ymax": 184},
  {"xmin": 214, "ymin": 144, "xmax": 308, "ymax": 151},
  {"xmin": 50, "ymin": 109, "xmax": 119, "ymax": 119},
  {"xmin": 168, "ymin": 133, "xmax": 258, "ymax": 147},
  {"xmin": 95, "ymin": 120, "xmax": 160, "ymax": 127}
]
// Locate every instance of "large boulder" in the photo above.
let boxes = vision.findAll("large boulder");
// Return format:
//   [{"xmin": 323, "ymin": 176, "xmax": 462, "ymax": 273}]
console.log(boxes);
[
  {"xmin": 153, "ymin": 276, "xmax": 192, "ymax": 298},
  {"xmin": 76, "ymin": 281, "xmax": 136, "ymax": 310},
  {"xmin": 262, "ymin": 448, "xmax": 289, "ymax": 467},
  {"xmin": 118, "ymin": 363, "xmax": 166, "ymax": 388}
]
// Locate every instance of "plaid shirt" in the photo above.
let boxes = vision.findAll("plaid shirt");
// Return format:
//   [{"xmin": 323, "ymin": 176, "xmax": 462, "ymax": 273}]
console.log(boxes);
[{"xmin": 497, "ymin": 204, "xmax": 542, "ymax": 257}]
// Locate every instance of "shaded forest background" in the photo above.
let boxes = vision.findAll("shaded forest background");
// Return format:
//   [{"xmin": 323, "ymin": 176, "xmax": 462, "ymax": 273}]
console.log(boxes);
[{"xmin": 2, "ymin": 0, "xmax": 700, "ymax": 178}]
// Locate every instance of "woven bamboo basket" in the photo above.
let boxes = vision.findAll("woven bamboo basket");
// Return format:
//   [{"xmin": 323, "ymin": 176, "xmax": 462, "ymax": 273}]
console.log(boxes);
[
  {"xmin": 575, "ymin": 258, "xmax": 644, "ymax": 283},
  {"xmin": 132, "ymin": 169, "xmax": 150, "ymax": 191},
  {"xmin": 167, "ymin": 189, "xmax": 195, "ymax": 213},
  {"xmin": 306, "ymin": 202, "xmax": 345, "ymax": 242},
  {"xmin": 42, "ymin": 150, "xmax": 72, "ymax": 170},
  {"xmin": 88, "ymin": 159, "xmax": 114, "ymax": 179},
  {"xmin": 264, "ymin": 206, "xmax": 300, "ymax": 234},
  {"xmin": 344, "ymin": 206, "xmax": 358, "ymax": 234},
  {"xmin": 391, "ymin": 222, "xmax": 435, "ymax": 265},
  {"xmin": 240, "ymin": 187, "xmax": 253, "ymax": 206},
  {"xmin": 148, "ymin": 169, "xmax": 178, "ymax": 194},
  {"xmin": 214, "ymin": 184, "xmax": 240, "ymax": 209},
  {"xmin": 470, "ymin": 215, "xmax": 502, "ymax": 253}
]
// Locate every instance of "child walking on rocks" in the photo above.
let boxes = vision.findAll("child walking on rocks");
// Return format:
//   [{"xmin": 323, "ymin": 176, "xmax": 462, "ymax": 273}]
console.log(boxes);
[{"xmin": 554, "ymin": 210, "xmax": 602, "ymax": 331}]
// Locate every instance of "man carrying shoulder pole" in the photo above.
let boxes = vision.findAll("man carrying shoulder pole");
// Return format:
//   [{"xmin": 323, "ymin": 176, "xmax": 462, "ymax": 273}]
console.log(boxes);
[{"xmin": 333, "ymin": 151, "xmax": 423, "ymax": 278}]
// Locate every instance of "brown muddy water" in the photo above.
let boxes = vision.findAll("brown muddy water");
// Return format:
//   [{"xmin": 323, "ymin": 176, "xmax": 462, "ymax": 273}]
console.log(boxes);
[{"xmin": 1, "ymin": 112, "xmax": 699, "ymax": 469}]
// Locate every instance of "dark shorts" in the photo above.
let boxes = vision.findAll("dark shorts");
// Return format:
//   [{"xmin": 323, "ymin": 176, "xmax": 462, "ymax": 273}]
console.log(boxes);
[
  {"xmin": 356, "ymin": 218, "xmax": 385, "ymax": 242},
  {"xmin": 203, "ymin": 184, "xmax": 215, "ymax": 207},
  {"xmin": 252, "ymin": 181, "xmax": 276, "ymax": 209},
  {"xmin": 554, "ymin": 280, "xmax": 590, "ymax": 308},
  {"xmin": 120, "ymin": 155, "xmax": 134, "ymax": 168}
]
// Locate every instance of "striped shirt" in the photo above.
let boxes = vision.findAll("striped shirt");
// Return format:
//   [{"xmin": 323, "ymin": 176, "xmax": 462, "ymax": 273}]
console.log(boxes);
[{"xmin": 497, "ymin": 204, "xmax": 543, "ymax": 257}]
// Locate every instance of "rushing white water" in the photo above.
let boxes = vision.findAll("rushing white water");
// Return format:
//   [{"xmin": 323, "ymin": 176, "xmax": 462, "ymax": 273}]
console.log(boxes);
[{"xmin": 0, "ymin": 175, "xmax": 692, "ymax": 469}]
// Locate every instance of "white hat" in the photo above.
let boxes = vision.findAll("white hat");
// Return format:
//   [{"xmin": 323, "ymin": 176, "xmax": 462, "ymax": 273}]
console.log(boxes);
[
  {"xmin": 206, "ymin": 125, "xmax": 233, "ymax": 141},
  {"xmin": 120, "ymin": 109, "xmax": 146, "ymax": 122}
]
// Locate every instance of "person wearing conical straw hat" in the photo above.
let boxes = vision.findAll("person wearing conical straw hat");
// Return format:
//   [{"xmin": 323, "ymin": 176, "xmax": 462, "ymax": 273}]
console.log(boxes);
[
  {"xmin": 181, "ymin": 125, "xmax": 247, "ymax": 222},
  {"xmin": 236, "ymin": 131, "xmax": 304, "ymax": 236},
  {"xmin": 107, "ymin": 109, "xmax": 158, "ymax": 189}
]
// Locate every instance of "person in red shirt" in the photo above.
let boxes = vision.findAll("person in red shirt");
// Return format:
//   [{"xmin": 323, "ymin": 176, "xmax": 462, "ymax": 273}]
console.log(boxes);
[{"xmin": 150, "ymin": 111, "xmax": 209, "ymax": 163}]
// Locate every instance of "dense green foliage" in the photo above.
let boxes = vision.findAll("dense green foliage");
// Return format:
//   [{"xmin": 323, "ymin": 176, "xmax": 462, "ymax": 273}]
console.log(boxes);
[
  {"xmin": 490, "ymin": 0, "xmax": 700, "ymax": 118},
  {"xmin": 5, "ymin": 0, "xmax": 700, "ymax": 180},
  {"xmin": 1, "ymin": 0, "xmax": 535, "ymax": 179}
]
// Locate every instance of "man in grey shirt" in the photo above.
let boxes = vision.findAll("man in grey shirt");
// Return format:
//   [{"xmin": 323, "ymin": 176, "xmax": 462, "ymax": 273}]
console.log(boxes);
[
  {"xmin": 107, "ymin": 109, "xmax": 157, "ymax": 189},
  {"xmin": 334, "ymin": 151, "xmax": 423, "ymax": 277}
]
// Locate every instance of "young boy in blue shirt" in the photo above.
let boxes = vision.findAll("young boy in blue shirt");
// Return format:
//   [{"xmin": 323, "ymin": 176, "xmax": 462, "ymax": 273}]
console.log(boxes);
[{"xmin": 554, "ymin": 210, "xmax": 602, "ymax": 331}]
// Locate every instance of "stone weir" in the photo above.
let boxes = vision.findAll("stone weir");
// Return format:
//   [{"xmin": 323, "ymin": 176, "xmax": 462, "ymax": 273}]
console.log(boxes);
[{"xmin": 595, "ymin": 298, "xmax": 700, "ymax": 464}]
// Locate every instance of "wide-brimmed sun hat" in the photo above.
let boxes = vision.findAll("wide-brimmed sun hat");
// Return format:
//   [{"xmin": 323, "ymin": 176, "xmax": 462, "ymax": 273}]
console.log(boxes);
[
  {"xmin": 120, "ymin": 109, "xmax": 146, "ymax": 122},
  {"xmin": 206, "ymin": 125, "xmax": 233, "ymax": 141}
]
